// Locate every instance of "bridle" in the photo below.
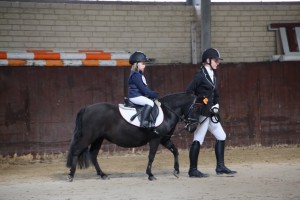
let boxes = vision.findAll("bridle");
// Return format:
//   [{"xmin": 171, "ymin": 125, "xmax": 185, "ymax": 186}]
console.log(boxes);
[
  {"xmin": 161, "ymin": 97, "xmax": 203, "ymax": 126},
  {"xmin": 184, "ymin": 98, "xmax": 206, "ymax": 129},
  {"xmin": 161, "ymin": 97, "xmax": 221, "ymax": 134}
]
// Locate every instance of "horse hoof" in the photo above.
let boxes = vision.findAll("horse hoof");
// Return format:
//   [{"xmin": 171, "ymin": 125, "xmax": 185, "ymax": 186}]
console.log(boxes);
[
  {"xmin": 173, "ymin": 170, "xmax": 180, "ymax": 178},
  {"xmin": 100, "ymin": 174, "xmax": 109, "ymax": 180},
  {"xmin": 148, "ymin": 176, "xmax": 157, "ymax": 181},
  {"xmin": 67, "ymin": 175, "xmax": 73, "ymax": 182}
]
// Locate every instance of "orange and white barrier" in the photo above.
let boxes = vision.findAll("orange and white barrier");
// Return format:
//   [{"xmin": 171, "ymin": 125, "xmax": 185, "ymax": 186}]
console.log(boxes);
[
  {"xmin": 0, "ymin": 59, "xmax": 129, "ymax": 67},
  {"xmin": 0, "ymin": 50, "xmax": 131, "ymax": 67}
]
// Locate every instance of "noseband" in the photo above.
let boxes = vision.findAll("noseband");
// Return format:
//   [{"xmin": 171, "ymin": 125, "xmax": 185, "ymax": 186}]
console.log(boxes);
[{"xmin": 184, "ymin": 98, "xmax": 204, "ymax": 128}]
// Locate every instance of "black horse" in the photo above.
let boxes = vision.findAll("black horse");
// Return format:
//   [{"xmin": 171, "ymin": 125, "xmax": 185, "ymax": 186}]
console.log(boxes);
[{"xmin": 66, "ymin": 92, "xmax": 202, "ymax": 181}]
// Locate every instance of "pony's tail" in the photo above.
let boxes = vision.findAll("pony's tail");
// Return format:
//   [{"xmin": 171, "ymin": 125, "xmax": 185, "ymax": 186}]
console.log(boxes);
[
  {"xmin": 77, "ymin": 148, "xmax": 90, "ymax": 169},
  {"xmin": 66, "ymin": 107, "xmax": 90, "ymax": 169}
]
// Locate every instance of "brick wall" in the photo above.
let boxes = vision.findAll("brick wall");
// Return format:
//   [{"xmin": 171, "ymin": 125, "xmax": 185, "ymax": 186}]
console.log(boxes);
[
  {"xmin": 211, "ymin": 3, "xmax": 300, "ymax": 62},
  {"xmin": 0, "ymin": 1, "xmax": 195, "ymax": 64},
  {"xmin": 0, "ymin": 1, "xmax": 299, "ymax": 63}
]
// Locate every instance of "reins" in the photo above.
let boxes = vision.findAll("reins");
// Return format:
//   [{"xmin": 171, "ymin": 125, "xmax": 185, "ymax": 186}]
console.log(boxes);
[
  {"xmin": 160, "ymin": 102, "xmax": 187, "ymax": 123},
  {"xmin": 161, "ymin": 102, "xmax": 221, "ymax": 135},
  {"xmin": 160, "ymin": 100, "xmax": 200, "ymax": 135},
  {"xmin": 160, "ymin": 97, "xmax": 201, "ymax": 124},
  {"xmin": 187, "ymin": 107, "xmax": 221, "ymax": 126},
  {"xmin": 158, "ymin": 95, "xmax": 221, "ymax": 135},
  {"xmin": 159, "ymin": 102, "xmax": 189, "ymax": 136}
]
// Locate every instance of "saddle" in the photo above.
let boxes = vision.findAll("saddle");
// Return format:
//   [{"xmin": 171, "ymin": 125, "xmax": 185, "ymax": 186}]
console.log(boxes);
[{"xmin": 119, "ymin": 98, "xmax": 164, "ymax": 128}]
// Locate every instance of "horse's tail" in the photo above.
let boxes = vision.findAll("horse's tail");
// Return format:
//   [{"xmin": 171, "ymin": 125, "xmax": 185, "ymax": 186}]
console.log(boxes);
[{"xmin": 66, "ymin": 107, "xmax": 90, "ymax": 169}]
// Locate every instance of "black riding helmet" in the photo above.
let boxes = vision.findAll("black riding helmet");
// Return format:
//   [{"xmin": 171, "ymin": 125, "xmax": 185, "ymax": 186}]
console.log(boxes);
[
  {"xmin": 201, "ymin": 48, "xmax": 223, "ymax": 63},
  {"xmin": 129, "ymin": 51, "xmax": 150, "ymax": 65}
]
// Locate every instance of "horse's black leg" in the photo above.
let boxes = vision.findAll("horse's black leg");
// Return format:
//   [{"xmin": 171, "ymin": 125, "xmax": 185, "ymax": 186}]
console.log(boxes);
[
  {"xmin": 67, "ymin": 147, "xmax": 90, "ymax": 182},
  {"xmin": 68, "ymin": 156, "xmax": 78, "ymax": 182},
  {"xmin": 146, "ymin": 138, "xmax": 160, "ymax": 181},
  {"xmin": 161, "ymin": 138, "xmax": 180, "ymax": 178},
  {"xmin": 89, "ymin": 138, "xmax": 108, "ymax": 180}
]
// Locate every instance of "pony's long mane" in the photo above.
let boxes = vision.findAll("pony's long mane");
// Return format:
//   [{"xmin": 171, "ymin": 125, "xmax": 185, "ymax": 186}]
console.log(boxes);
[
  {"xmin": 159, "ymin": 92, "xmax": 192, "ymax": 107},
  {"xmin": 159, "ymin": 92, "xmax": 186, "ymax": 101}
]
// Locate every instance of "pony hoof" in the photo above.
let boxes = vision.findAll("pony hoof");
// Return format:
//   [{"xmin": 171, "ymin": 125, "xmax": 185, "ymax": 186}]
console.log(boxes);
[
  {"xmin": 100, "ymin": 174, "xmax": 109, "ymax": 180},
  {"xmin": 173, "ymin": 170, "xmax": 180, "ymax": 178},
  {"xmin": 67, "ymin": 175, "xmax": 74, "ymax": 182},
  {"xmin": 148, "ymin": 176, "xmax": 157, "ymax": 181}
]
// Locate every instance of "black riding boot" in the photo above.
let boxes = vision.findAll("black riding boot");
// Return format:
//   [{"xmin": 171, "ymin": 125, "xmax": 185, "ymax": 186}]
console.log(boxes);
[
  {"xmin": 188, "ymin": 141, "xmax": 209, "ymax": 178},
  {"xmin": 215, "ymin": 140, "xmax": 237, "ymax": 175},
  {"xmin": 140, "ymin": 105, "xmax": 152, "ymax": 128}
]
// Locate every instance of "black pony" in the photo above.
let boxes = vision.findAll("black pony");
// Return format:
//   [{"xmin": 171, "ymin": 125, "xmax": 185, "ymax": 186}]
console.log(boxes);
[{"xmin": 66, "ymin": 92, "xmax": 201, "ymax": 181}]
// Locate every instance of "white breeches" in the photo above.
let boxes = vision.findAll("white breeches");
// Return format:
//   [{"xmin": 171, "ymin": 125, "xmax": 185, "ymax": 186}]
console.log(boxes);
[
  {"xmin": 193, "ymin": 115, "xmax": 226, "ymax": 145},
  {"xmin": 129, "ymin": 96, "xmax": 154, "ymax": 107}
]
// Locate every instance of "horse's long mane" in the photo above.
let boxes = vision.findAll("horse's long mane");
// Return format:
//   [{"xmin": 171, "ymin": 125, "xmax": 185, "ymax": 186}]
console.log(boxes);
[
  {"xmin": 159, "ymin": 92, "xmax": 190, "ymax": 107},
  {"xmin": 159, "ymin": 92, "xmax": 186, "ymax": 101}
]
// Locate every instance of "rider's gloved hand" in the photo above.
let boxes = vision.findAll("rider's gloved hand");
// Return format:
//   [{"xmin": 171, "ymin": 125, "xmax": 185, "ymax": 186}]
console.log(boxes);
[
  {"xmin": 149, "ymin": 91, "xmax": 159, "ymax": 99},
  {"xmin": 211, "ymin": 104, "xmax": 219, "ymax": 114}
]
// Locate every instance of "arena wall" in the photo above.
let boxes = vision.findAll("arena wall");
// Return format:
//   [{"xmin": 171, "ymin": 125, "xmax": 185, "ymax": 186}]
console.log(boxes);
[
  {"xmin": 0, "ymin": 62, "xmax": 299, "ymax": 156},
  {"xmin": 0, "ymin": 1, "xmax": 299, "ymax": 155}
]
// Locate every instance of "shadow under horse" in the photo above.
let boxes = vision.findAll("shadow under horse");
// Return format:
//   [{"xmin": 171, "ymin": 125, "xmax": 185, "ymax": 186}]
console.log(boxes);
[{"xmin": 66, "ymin": 92, "xmax": 202, "ymax": 181}]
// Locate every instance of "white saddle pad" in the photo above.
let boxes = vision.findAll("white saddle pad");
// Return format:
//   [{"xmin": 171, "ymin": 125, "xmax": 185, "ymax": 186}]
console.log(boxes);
[{"xmin": 118, "ymin": 104, "xmax": 164, "ymax": 127}]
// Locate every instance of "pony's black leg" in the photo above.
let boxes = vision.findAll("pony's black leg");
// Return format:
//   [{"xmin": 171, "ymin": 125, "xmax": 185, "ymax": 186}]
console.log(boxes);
[
  {"xmin": 66, "ymin": 107, "xmax": 87, "ymax": 182},
  {"xmin": 67, "ymin": 147, "xmax": 90, "ymax": 182},
  {"xmin": 68, "ymin": 156, "xmax": 78, "ymax": 182},
  {"xmin": 161, "ymin": 138, "xmax": 180, "ymax": 178},
  {"xmin": 146, "ymin": 138, "xmax": 160, "ymax": 181},
  {"xmin": 89, "ymin": 138, "xmax": 108, "ymax": 180}
]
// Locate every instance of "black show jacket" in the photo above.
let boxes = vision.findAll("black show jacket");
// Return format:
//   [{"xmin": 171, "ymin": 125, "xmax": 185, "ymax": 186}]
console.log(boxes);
[{"xmin": 186, "ymin": 66, "xmax": 220, "ymax": 117}]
